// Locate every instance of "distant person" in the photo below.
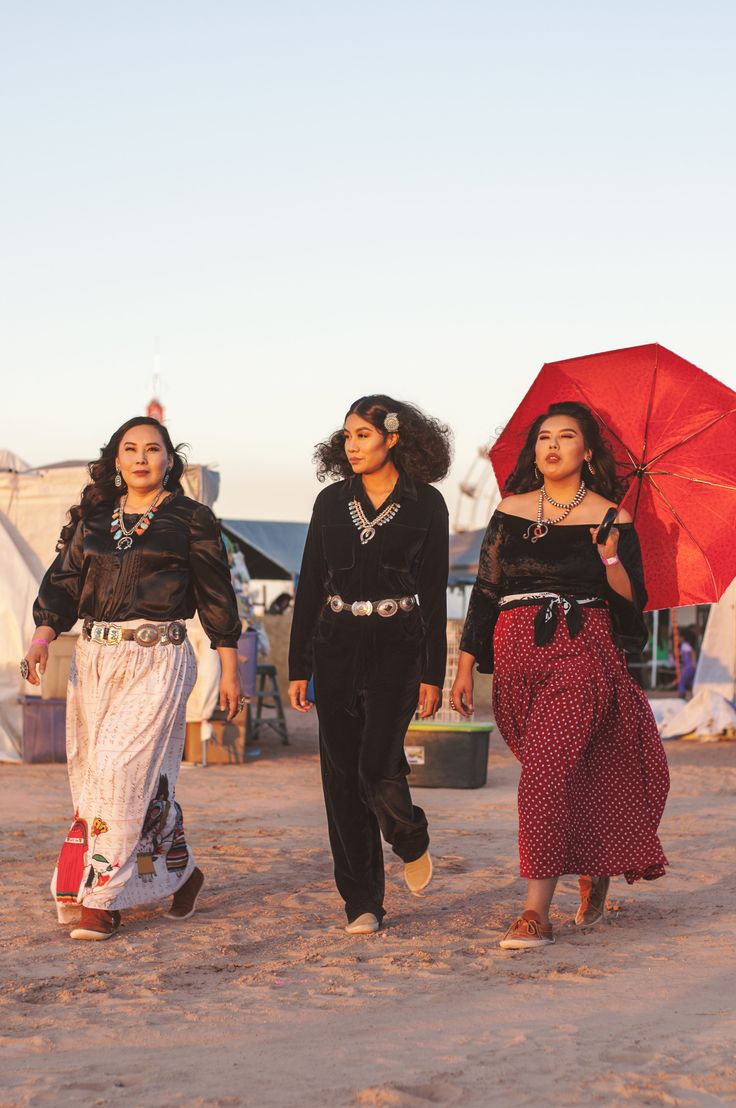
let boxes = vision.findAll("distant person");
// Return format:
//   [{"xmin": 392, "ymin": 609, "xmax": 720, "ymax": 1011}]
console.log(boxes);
[
  {"xmin": 267, "ymin": 592, "xmax": 292, "ymax": 615},
  {"xmin": 22, "ymin": 416, "xmax": 242, "ymax": 941},
  {"xmin": 678, "ymin": 627, "xmax": 698, "ymax": 698},
  {"xmin": 288, "ymin": 396, "xmax": 451, "ymax": 934},
  {"xmin": 451, "ymin": 402, "xmax": 669, "ymax": 949}
]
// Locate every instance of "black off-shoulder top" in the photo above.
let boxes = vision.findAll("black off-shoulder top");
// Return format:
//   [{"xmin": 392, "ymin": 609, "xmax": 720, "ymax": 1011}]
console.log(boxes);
[
  {"xmin": 33, "ymin": 491, "xmax": 241, "ymax": 649},
  {"xmin": 459, "ymin": 510, "xmax": 648, "ymax": 673}
]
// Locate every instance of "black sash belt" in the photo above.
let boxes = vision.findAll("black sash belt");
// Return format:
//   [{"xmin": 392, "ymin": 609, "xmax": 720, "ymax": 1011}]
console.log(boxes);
[{"xmin": 499, "ymin": 595, "xmax": 607, "ymax": 646}]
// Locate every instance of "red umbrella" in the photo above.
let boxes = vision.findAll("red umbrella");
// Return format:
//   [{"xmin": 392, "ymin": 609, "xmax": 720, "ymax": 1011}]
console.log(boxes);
[{"xmin": 490, "ymin": 343, "xmax": 736, "ymax": 611}]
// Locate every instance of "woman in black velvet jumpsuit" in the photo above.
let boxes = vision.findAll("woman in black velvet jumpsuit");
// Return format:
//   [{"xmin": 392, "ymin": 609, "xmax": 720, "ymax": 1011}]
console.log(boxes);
[{"xmin": 288, "ymin": 396, "xmax": 452, "ymax": 934}]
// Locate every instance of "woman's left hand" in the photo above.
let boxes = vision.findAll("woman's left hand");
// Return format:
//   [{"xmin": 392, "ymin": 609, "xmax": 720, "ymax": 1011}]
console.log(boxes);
[
  {"xmin": 590, "ymin": 521, "xmax": 619, "ymax": 561},
  {"xmin": 417, "ymin": 683, "xmax": 441, "ymax": 719},
  {"xmin": 217, "ymin": 646, "xmax": 242, "ymax": 720},
  {"xmin": 219, "ymin": 672, "xmax": 243, "ymax": 721}
]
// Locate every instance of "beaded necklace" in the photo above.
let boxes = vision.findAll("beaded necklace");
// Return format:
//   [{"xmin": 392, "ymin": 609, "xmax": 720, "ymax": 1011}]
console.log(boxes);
[
  {"xmin": 523, "ymin": 482, "xmax": 587, "ymax": 543},
  {"xmin": 110, "ymin": 490, "xmax": 166, "ymax": 551}
]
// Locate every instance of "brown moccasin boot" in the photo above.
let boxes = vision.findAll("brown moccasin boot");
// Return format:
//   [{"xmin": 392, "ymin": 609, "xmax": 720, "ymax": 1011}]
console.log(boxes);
[
  {"xmin": 166, "ymin": 867, "xmax": 205, "ymax": 921},
  {"xmin": 404, "ymin": 851, "xmax": 433, "ymax": 896},
  {"xmin": 70, "ymin": 907, "xmax": 121, "ymax": 941},
  {"xmin": 576, "ymin": 875, "xmax": 610, "ymax": 927},
  {"xmin": 499, "ymin": 909, "xmax": 555, "ymax": 950}
]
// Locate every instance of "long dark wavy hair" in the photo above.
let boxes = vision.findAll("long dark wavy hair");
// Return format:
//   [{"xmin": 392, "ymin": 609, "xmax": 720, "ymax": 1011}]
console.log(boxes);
[
  {"xmin": 314, "ymin": 395, "xmax": 452, "ymax": 484},
  {"xmin": 57, "ymin": 416, "xmax": 188, "ymax": 548},
  {"xmin": 503, "ymin": 401, "xmax": 625, "ymax": 502}
]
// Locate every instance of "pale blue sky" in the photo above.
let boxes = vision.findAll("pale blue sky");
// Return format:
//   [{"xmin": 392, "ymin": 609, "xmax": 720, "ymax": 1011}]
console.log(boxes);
[{"xmin": 2, "ymin": 1, "xmax": 735, "ymax": 523}]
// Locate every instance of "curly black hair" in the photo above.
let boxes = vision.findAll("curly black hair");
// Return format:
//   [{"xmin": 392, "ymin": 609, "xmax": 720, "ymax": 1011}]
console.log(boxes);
[
  {"xmin": 503, "ymin": 401, "xmax": 626, "ymax": 502},
  {"xmin": 57, "ymin": 416, "xmax": 188, "ymax": 548},
  {"xmin": 314, "ymin": 395, "xmax": 452, "ymax": 485}
]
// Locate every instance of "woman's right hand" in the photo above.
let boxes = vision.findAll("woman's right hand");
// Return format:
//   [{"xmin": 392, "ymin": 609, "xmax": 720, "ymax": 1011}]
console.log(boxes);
[
  {"xmin": 450, "ymin": 659, "xmax": 475, "ymax": 718},
  {"xmin": 23, "ymin": 642, "xmax": 50, "ymax": 687},
  {"xmin": 288, "ymin": 680, "xmax": 313, "ymax": 713}
]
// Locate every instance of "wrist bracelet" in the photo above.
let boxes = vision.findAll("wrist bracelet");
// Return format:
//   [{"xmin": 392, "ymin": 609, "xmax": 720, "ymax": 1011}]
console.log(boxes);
[
  {"xmin": 600, "ymin": 553, "xmax": 620, "ymax": 567},
  {"xmin": 31, "ymin": 638, "xmax": 51, "ymax": 646}
]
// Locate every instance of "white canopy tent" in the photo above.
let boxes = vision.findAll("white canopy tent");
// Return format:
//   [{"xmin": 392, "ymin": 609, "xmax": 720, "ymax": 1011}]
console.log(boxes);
[
  {"xmin": 656, "ymin": 577, "xmax": 736, "ymax": 740},
  {"xmin": 693, "ymin": 576, "xmax": 736, "ymax": 703}
]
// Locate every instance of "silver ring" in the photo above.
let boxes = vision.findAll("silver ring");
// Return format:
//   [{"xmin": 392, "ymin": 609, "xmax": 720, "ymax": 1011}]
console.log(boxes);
[
  {"xmin": 20, "ymin": 659, "xmax": 29, "ymax": 680},
  {"xmin": 449, "ymin": 695, "xmax": 457, "ymax": 710},
  {"xmin": 238, "ymin": 696, "xmax": 246, "ymax": 710}
]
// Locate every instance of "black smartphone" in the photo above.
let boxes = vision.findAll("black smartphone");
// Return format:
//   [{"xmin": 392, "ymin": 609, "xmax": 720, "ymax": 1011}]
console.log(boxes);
[{"xmin": 596, "ymin": 507, "xmax": 618, "ymax": 545}]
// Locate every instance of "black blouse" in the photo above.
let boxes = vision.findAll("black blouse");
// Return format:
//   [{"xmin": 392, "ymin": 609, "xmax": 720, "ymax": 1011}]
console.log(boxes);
[
  {"xmin": 289, "ymin": 471, "xmax": 449, "ymax": 686},
  {"xmin": 459, "ymin": 510, "xmax": 649, "ymax": 673},
  {"xmin": 33, "ymin": 491, "xmax": 241, "ymax": 649}
]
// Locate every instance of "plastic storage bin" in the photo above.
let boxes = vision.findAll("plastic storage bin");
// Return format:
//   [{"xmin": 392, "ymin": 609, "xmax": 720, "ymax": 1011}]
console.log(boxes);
[
  {"xmin": 19, "ymin": 696, "xmax": 67, "ymax": 763},
  {"xmin": 405, "ymin": 720, "xmax": 493, "ymax": 788}
]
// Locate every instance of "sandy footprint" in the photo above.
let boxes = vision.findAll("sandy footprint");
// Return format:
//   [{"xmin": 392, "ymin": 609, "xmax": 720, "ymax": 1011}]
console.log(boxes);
[{"xmin": 355, "ymin": 1080, "xmax": 466, "ymax": 1105}]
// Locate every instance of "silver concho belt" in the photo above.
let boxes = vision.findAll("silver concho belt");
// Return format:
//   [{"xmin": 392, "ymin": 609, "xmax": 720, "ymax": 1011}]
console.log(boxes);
[
  {"xmin": 82, "ymin": 620, "xmax": 187, "ymax": 646},
  {"xmin": 327, "ymin": 595, "xmax": 418, "ymax": 618}
]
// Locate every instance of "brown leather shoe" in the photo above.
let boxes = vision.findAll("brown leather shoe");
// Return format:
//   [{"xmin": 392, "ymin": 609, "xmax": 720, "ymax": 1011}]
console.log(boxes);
[
  {"xmin": 576, "ymin": 875, "xmax": 610, "ymax": 927},
  {"xmin": 166, "ymin": 867, "xmax": 205, "ymax": 920},
  {"xmin": 499, "ymin": 909, "xmax": 555, "ymax": 949},
  {"xmin": 70, "ymin": 907, "xmax": 121, "ymax": 941}
]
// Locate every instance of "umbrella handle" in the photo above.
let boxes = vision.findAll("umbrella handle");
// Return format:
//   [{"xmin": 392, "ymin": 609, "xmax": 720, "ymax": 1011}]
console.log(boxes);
[{"xmin": 596, "ymin": 507, "xmax": 618, "ymax": 545}]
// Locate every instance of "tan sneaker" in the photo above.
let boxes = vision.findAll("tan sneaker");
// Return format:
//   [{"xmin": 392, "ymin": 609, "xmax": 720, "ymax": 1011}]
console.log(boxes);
[
  {"xmin": 499, "ymin": 909, "xmax": 555, "ymax": 950},
  {"xmin": 404, "ymin": 851, "xmax": 433, "ymax": 896},
  {"xmin": 345, "ymin": 912, "xmax": 380, "ymax": 934},
  {"xmin": 166, "ymin": 867, "xmax": 205, "ymax": 920},
  {"xmin": 70, "ymin": 907, "xmax": 121, "ymax": 941},
  {"xmin": 576, "ymin": 875, "xmax": 610, "ymax": 927}
]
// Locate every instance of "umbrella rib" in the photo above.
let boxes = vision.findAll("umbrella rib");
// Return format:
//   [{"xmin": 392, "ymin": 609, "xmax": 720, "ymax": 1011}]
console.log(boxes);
[
  {"xmin": 640, "ymin": 350, "xmax": 658, "ymax": 468},
  {"xmin": 649, "ymin": 471, "xmax": 736, "ymax": 492},
  {"xmin": 645, "ymin": 408, "xmax": 736, "ymax": 468},
  {"xmin": 646, "ymin": 473, "xmax": 719, "ymax": 598},
  {"xmin": 570, "ymin": 387, "xmax": 638, "ymax": 467}
]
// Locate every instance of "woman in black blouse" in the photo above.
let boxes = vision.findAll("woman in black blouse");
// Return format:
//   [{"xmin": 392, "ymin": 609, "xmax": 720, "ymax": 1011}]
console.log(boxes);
[
  {"xmin": 23, "ymin": 416, "xmax": 242, "ymax": 941},
  {"xmin": 452, "ymin": 402, "xmax": 669, "ymax": 949},
  {"xmin": 289, "ymin": 396, "xmax": 451, "ymax": 934}
]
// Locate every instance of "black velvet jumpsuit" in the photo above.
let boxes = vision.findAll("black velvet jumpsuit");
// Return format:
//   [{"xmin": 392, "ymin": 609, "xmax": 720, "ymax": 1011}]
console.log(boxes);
[{"xmin": 289, "ymin": 470, "xmax": 449, "ymax": 923}]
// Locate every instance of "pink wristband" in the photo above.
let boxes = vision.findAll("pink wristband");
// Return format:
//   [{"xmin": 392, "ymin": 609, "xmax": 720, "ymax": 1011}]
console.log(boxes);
[
  {"xmin": 31, "ymin": 638, "xmax": 51, "ymax": 646},
  {"xmin": 600, "ymin": 553, "xmax": 620, "ymax": 566}
]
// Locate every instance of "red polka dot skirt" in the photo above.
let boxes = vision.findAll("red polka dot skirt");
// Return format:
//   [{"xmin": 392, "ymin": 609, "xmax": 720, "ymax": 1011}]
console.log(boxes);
[{"xmin": 492, "ymin": 606, "xmax": 669, "ymax": 884}]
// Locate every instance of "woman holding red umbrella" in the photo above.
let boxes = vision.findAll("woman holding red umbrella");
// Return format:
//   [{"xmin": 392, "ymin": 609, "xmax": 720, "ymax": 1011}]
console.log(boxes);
[{"xmin": 451, "ymin": 401, "xmax": 669, "ymax": 949}]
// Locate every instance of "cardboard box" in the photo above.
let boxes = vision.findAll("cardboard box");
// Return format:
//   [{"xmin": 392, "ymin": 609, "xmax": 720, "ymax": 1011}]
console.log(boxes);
[
  {"xmin": 183, "ymin": 713, "xmax": 247, "ymax": 765},
  {"xmin": 41, "ymin": 633, "xmax": 78, "ymax": 700}
]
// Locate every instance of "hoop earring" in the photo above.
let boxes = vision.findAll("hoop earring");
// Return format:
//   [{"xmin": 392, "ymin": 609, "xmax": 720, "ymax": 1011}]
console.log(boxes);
[
  {"xmin": 163, "ymin": 468, "xmax": 170, "ymax": 489},
  {"xmin": 533, "ymin": 464, "xmax": 541, "ymax": 483},
  {"xmin": 114, "ymin": 467, "xmax": 122, "ymax": 489},
  {"xmin": 586, "ymin": 458, "xmax": 596, "ymax": 476}
]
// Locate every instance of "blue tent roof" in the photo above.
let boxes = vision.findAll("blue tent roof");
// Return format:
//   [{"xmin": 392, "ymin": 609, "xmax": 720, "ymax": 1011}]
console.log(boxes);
[
  {"xmin": 221, "ymin": 519, "xmax": 309, "ymax": 581},
  {"xmin": 448, "ymin": 527, "xmax": 485, "ymax": 586}
]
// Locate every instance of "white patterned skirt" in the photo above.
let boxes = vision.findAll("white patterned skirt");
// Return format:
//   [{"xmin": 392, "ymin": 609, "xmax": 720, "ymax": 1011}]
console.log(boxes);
[{"xmin": 51, "ymin": 621, "xmax": 198, "ymax": 921}]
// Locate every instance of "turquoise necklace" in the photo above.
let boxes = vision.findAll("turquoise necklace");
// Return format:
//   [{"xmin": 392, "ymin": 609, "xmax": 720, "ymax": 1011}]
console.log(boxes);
[{"xmin": 110, "ymin": 490, "xmax": 165, "ymax": 551}]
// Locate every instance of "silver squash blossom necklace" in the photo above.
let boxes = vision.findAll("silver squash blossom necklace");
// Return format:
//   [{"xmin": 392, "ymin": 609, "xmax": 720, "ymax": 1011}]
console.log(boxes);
[
  {"xmin": 348, "ymin": 497, "xmax": 400, "ymax": 544},
  {"xmin": 523, "ymin": 481, "xmax": 587, "ymax": 542}
]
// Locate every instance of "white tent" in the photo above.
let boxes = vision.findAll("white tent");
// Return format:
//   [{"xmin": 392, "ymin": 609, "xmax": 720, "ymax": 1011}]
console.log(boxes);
[
  {"xmin": 0, "ymin": 457, "xmax": 223, "ymax": 761},
  {"xmin": 693, "ymin": 576, "xmax": 736, "ymax": 703},
  {"xmin": 0, "ymin": 514, "xmax": 43, "ymax": 759}
]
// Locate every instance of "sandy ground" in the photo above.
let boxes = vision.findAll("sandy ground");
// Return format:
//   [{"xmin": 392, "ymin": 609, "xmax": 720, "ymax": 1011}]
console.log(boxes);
[{"xmin": 1, "ymin": 712, "xmax": 735, "ymax": 1108}]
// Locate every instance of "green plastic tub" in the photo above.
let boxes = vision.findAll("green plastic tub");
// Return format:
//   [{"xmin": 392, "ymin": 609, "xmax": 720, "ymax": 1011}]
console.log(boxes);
[{"xmin": 404, "ymin": 720, "xmax": 493, "ymax": 788}]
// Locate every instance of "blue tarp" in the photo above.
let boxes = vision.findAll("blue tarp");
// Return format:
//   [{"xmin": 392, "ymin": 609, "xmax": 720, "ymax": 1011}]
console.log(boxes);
[
  {"xmin": 221, "ymin": 519, "xmax": 309, "ymax": 581},
  {"xmin": 448, "ymin": 527, "xmax": 485, "ymax": 586},
  {"xmin": 222, "ymin": 517, "xmax": 484, "ymax": 586}
]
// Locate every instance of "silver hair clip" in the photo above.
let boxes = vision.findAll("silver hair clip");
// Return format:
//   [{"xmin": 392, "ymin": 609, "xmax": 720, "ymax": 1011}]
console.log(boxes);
[{"xmin": 384, "ymin": 412, "xmax": 400, "ymax": 432}]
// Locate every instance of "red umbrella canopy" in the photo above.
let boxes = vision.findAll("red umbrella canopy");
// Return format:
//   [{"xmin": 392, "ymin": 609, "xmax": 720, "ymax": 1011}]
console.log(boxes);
[{"xmin": 490, "ymin": 344, "xmax": 736, "ymax": 611}]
